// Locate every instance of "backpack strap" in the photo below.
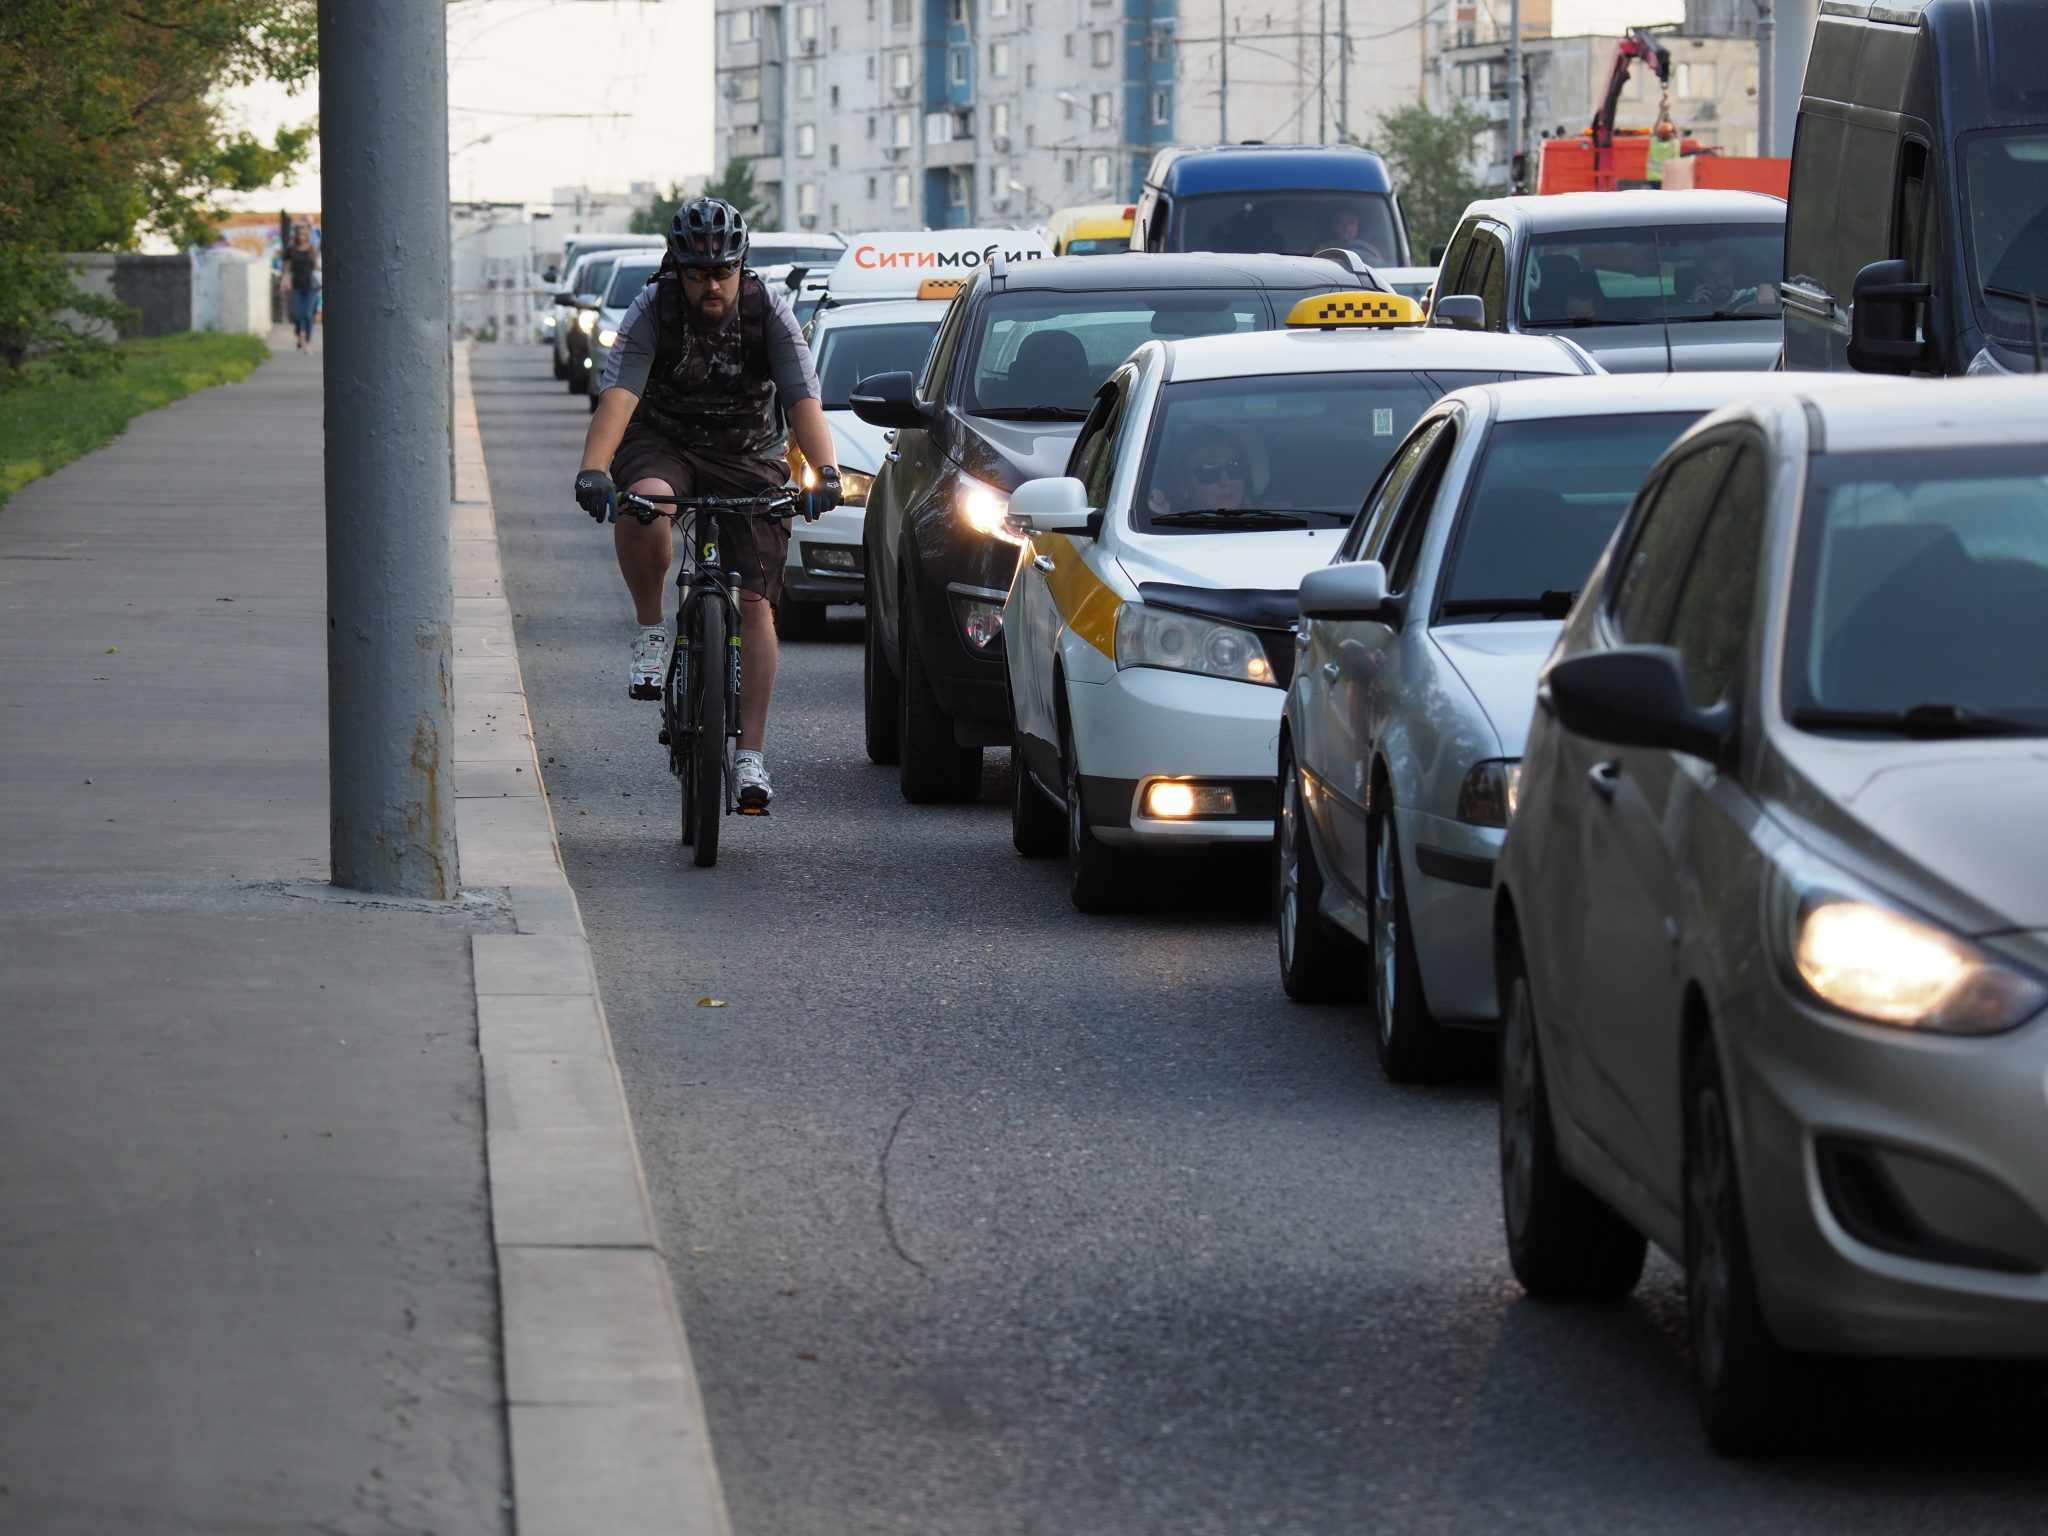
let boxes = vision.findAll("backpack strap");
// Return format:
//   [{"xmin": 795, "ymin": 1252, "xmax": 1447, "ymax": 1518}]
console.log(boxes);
[{"xmin": 739, "ymin": 269, "xmax": 769, "ymax": 377}]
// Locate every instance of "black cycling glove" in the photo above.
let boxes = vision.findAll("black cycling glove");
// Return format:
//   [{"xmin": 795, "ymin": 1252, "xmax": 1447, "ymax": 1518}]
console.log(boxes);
[
  {"xmin": 803, "ymin": 466, "xmax": 842, "ymax": 523},
  {"xmin": 575, "ymin": 468, "xmax": 616, "ymax": 523}
]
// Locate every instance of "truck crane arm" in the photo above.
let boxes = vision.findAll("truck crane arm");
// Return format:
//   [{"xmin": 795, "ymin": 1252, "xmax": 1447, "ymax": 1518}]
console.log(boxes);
[{"xmin": 1591, "ymin": 28, "xmax": 1673, "ymax": 153}]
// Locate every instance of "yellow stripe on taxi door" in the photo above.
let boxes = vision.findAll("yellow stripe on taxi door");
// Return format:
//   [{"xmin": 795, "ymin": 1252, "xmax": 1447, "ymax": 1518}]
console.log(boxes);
[{"xmin": 1039, "ymin": 533, "xmax": 1121, "ymax": 657}]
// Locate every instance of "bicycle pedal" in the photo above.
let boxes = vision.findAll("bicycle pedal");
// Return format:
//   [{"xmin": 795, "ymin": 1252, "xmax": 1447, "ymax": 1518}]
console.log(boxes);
[
  {"xmin": 657, "ymin": 727, "xmax": 670, "ymax": 745},
  {"xmin": 736, "ymin": 801, "xmax": 770, "ymax": 817}
]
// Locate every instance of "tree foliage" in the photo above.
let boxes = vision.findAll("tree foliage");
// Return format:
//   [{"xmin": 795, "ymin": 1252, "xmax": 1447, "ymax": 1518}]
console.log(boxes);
[
  {"xmin": 1368, "ymin": 100, "xmax": 1497, "ymax": 261},
  {"xmin": 632, "ymin": 160, "xmax": 773, "ymax": 234},
  {"xmin": 0, "ymin": 0, "xmax": 317, "ymax": 377}
]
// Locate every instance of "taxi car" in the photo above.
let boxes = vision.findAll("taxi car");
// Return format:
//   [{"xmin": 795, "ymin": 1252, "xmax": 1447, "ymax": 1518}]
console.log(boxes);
[
  {"xmin": 852, "ymin": 252, "xmax": 1372, "ymax": 806},
  {"xmin": 776, "ymin": 283, "xmax": 956, "ymax": 637},
  {"xmin": 1047, "ymin": 203, "xmax": 1137, "ymax": 256},
  {"xmin": 1493, "ymin": 376, "xmax": 2048, "ymax": 1454},
  {"xmin": 999, "ymin": 292, "xmax": 1599, "ymax": 911},
  {"xmin": 1275, "ymin": 373, "xmax": 1895, "ymax": 1081}
]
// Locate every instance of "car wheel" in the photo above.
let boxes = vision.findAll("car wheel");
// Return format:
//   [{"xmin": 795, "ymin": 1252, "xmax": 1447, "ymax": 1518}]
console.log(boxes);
[
  {"xmin": 1062, "ymin": 711, "xmax": 1132, "ymax": 912},
  {"xmin": 862, "ymin": 604, "xmax": 900, "ymax": 766},
  {"xmin": 552, "ymin": 349, "xmax": 568, "ymax": 380},
  {"xmin": 1686, "ymin": 1031, "xmax": 1824, "ymax": 1456},
  {"xmin": 1010, "ymin": 706, "xmax": 1063, "ymax": 859},
  {"xmin": 897, "ymin": 609, "xmax": 981, "ymax": 804},
  {"xmin": 1368, "ymin": 799, "xmax": 1454, "ymax": 1081},
  {"xmin": 1275, "ymin": 742, "xmax": 1363, "ymax": 1001},
  {"xmin": 775, "ymin": 598, "xmax": 828, "ymax": 641},
  {"xmin": 1499, "ymin": 952, "xmax": 1647, "ymax": 1300}
]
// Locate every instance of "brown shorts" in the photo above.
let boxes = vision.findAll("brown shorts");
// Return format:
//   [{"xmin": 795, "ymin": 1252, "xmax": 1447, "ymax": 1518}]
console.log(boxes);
[{"xmin": 611, "ymin": 429, "xmax": 792, "ymax": 602}]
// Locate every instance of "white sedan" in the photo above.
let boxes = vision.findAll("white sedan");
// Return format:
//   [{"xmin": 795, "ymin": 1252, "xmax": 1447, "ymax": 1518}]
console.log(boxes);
[{"xmin": 1001, "ymin": 292, "xmax": 1599, "ymax": 911}]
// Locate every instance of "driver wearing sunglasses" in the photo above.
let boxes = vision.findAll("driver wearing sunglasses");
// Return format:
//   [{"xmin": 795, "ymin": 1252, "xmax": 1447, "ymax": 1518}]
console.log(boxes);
[
  {"xmin": 1147, "ymin": 432, "xmax": 1254, "ymax": 516},
  {"xmin": 574, "ymin": 196, "xmax": 841, "ymax": 811}
]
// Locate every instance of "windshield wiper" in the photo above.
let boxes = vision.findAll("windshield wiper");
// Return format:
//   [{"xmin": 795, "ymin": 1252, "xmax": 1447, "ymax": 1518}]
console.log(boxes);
[
  {"xmin": 1791, "ymin": 702, "xmax": 2048, "ymax": 738},
  {"xmin": 1440, "ymin": 590, "xmax": 1579, "ymax": 619},
  {"xmin": 1150, "ymin": 508, "xmax": 1311, "ymax": 528},
  {"xmin": 971, "ymin": 405, "xmax": 1090, "ymax": 421}
]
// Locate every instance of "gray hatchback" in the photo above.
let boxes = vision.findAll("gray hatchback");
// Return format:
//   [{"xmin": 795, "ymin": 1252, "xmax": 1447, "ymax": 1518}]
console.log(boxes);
[{"xmin": 1493, "ymin": 376, "xmax": 2048, "ymax": 1455}]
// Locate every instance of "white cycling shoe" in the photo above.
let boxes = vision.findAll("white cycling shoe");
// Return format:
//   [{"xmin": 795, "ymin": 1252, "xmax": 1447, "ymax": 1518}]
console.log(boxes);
[
  {"xmin": 734, "ymin": 751, "xmax": 773, "ymax": 811},
  {"xmin": 628, "ymin": 626, "xmax": 668, "ymax": 700}
]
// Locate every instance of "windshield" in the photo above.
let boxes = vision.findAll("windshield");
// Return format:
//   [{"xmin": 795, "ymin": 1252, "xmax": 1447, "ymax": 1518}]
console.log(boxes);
[
  {"xmin": 604, "ymin": 261, "xmax": 660, "ymax": 307},
  {"xmin": 1172, "ymin": 190, "xmax": 1401, "ymax": 264},
  {"xmin": 1519, "ymin": 226, "xmax": 1784, "ymax": 327},
  {"xmin": 1132, "ymin": 371, "xmax": 1546, "ymax": 535},
  {"xmin": 577, "ymin": 256, "xmax": 619, "ymax": 300},
  {"xmin": 814, "ymin": 318, "xmax": 943, "ymax": 409},
  {"xmin": 1438, "ymin": 413, "xmax": 1700, "ymax": 618},
  {"xmin": 752, "ymin": 242, "xmax": 844, "ymax": 267},
  {"xmin": 1786, "ymin": 447, "xmax": 2048, "ymax": 732},
  {"xmin": 1063, "ymin": 237, "xmax": 1129, "ymax": 255},
  {"xmin": 962, "ymin": 289, "xmax": 1280, "ymax": 415},
  {"xmin": 1963, "ymin": 130, "xmax": 2048, "ymax": 344}
]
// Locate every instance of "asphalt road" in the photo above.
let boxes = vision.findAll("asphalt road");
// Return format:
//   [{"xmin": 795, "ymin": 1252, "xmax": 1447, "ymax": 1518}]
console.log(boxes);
[{"xmin": 474, "ymin": 345, "xmax": 2048, "ymax": 1536}]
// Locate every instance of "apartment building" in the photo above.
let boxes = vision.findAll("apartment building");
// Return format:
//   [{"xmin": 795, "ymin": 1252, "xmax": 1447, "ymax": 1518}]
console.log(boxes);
[{"xmin": 715, "ymin": 0, "xmax": 1446, "ymax": 234}]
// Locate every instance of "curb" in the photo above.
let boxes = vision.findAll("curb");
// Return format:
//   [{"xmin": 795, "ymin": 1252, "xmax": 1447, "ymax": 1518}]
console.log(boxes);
[{"xmin": 450, "ymin": 343, "xmax": 732, "ymax": 1536}]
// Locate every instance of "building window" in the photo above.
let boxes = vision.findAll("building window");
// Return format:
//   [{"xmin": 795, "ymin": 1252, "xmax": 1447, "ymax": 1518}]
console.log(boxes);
[
  {"xmin": 830, "ymin": 84, "xmax": 840, "ymax": 107},
  {"xmin": 951, "ymin": 48, "xmax": 968, "ymax": 85},
  {"xmin": 950, "ymin": 168, "xmax": 971, "ymax": 208},
  {"xmin": 1091, "ymin": 31, "xmax": 1113, "ymax": 66},
  {"xmin": 1025, "ymin": 62, "xmax": 1036, "ymax": 85},
  {"xmin": 829, "ymin": 144, "xmax": 839, "ymax": 167},
  {"xmin": 866, "ymin": 53, "xmax": 876, "ymax": 78},
  {"xmin": 1675, "ymin": 60, "xmax": 1718, "ymax": 97},
  {"xmin": 893, "ymin": 171, "xmax": 913, "ymax": 206},
  {"xmin": 795, "ymin": 62, "xmax": 816, "ymax": 97},
  {"xmin": 1091, "ymin": 91, "xmax": 1113, "ymax": 129},
  {"xmin": 892, "ymin": 0, "xmax": 911, "ymax": 23},
  {"xmin": 992, "ymin": 0, "xmax": 1011, "ymax": 14},
  {"xmin": 892, "ymin": 50, "xmax": 914, "ymax": 89},
  {"xmin": 795, "ymin": 183, "xmax": 816, "ymax": 218},
  {"xmin": 794, "ymin": 4, "xmax": 818, "ymax": 43},
  {"xmin": 990, "ymin": 101, "xmax": 1010, "ymax": 141},
  {"xmin": 990, "ymin": 39, "xmax": 1010, "ymax": 76},
  {"xmin": 947, "ymin": 0, "xmax": 966, "ymax": 21},
  {"xmin": 1063, "ymin": 33, "xmax": 1074, "ymax": 57},
  {"xmin": 1026, "ymin": 1, "xmax": 1035, "ymax": 20},
  {"xmin": 893, "ymin": 110, "xmax": 914, "ymax": 147},
  {"xmin": 728, "ymin": 7, "xmax": 756, "ymax": 43},
  {"xmin": 1091, "ymin": 154, "xmax": 1113, "ymax": 189},
  {"xmin": 990, "ymin": 163, "xmax": 1006, "ymax": 195},
  {"xmin": 1152, "ymin": 88, "xmax": 1170, "ymax": 125},
  {"xmin": 866, "ymin": 114, "xmax": 877, "ymax": 137},
  {"xmin": 1064, "ymin": 157, "xmax": 1076, "ymax": 183},
  {"xmin": 795, "ymin": 122, "xmax": 817, "ymax": 157}
]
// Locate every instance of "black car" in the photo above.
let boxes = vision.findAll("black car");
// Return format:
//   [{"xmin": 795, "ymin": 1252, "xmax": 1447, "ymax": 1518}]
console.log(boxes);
[{"xmin": 852, "ymin": 251, "xmax": 1360, "ymax": 804}]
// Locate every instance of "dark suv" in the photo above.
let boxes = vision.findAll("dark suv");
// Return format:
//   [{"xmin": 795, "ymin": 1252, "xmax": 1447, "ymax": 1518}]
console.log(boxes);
[{"xmin": 852, "ymin": 252, "xmax": 1358, "ymax": 803}]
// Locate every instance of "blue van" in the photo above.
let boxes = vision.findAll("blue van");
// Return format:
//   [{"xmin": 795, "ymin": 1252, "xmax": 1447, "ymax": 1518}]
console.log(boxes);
[{"xmin": 1128, "ymin": 144, "xmax": 1412, "ymax": 266}]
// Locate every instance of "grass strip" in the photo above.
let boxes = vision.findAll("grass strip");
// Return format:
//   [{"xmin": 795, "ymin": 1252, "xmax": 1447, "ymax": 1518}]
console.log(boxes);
[{"xmin": 0, "ymin": 332, "xmax": 270, "ymax": 510}]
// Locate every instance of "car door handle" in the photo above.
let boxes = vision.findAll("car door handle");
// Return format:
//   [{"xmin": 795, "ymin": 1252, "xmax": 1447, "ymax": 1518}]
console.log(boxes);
[
  {"xmin": 1321, "ymin": 661, "xmax": 1341, "ymax": 682},
  {"xmin": 1033, "ymin": 553, "xmax": 1054, "ymax": 573},
  {"xmin": 1588, "ymin": 759, "xmax": 1621, "ymax": 800}
]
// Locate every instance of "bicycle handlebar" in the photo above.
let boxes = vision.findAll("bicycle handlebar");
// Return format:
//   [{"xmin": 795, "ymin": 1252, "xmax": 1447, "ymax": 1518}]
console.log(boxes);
[{"xmin": 615, "ymin": 487, "xmax": 799, "ymax": 525}]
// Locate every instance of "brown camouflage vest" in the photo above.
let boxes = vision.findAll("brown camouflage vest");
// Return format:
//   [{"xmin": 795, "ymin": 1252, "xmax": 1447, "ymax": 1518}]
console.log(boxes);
[{"xmin": 632, "ymin": 266, "xmax": 778, "ymax": 458}]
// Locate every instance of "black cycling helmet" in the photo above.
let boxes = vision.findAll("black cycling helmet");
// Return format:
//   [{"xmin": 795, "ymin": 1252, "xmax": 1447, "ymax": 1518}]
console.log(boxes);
[{"xmin": 669, "ymin": 197, "xmax": 749, "ymax": 269}]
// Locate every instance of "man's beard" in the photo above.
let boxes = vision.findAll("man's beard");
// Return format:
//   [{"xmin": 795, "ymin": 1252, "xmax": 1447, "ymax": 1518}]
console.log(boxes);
[{"xmin": 687, "ymin": 289, "xmax": 735, "ymax": 330}]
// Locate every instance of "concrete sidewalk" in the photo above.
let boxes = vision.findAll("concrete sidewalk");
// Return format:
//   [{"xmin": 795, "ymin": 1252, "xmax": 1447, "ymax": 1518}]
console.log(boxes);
[{"xmin": 0, "ymin": 333, "xmax": 725, "ymax": 1534}]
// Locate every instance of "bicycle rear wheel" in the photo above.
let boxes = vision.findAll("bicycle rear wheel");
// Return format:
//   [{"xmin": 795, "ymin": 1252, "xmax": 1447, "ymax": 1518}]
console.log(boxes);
[{"xmin": 688, "ymin": 595, "xmax": 729, "ymax": 866}]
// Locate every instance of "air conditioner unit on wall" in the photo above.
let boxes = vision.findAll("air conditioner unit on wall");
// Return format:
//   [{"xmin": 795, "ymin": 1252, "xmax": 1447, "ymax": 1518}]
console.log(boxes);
[{"xmin": 992, "ymin": 134, "xmax": 1010, "ymax": 150}]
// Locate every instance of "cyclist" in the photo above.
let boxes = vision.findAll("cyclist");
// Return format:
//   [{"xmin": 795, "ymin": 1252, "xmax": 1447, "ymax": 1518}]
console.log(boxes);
[{"xmin": 574, "ymin": 197, "xmax": 841, "ymax": 810}]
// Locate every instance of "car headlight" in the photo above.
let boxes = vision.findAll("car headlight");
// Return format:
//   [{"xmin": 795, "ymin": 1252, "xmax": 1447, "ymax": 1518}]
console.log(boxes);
[
  {"xmin": 839, "ymin": 468, "xmax": 874, "ymax": 506},
  {"xmin": 960, "ymin": 478, "xmax": 1024, "ymax": 546},
  {"xmin": 597, "ymin": 327, "xmax": 619, "ymax": 348},
  {"xmin": 577, "ymin": 310, "xmax": 597, "ymax": 333},
  {"xmin": 1113, "ymin": 603, "xmax": 1276, "ymax": 687},
  {"xmin": 1789, "ymin": 898, "xmax": 2046, "ymax": 1034},
  {"xmin": 1455, "ymin": 759, "xmax": 1521, "ymax": 828}
]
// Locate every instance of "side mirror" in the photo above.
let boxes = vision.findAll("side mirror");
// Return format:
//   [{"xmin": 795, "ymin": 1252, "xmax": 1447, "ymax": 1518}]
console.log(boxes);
[
  {"xmin": 1007, "ymin": 476, "xmax": 1095, "ymax": 535},
  {"xmin": 784, "ymin": 264, "xmax": 809, "ymax": 290},
  {"xmin": 1847, "ymin": 258, "xmax": 1932, "ymax": 375},
  {"xmin": 848, "ymin": 370, "xmax": 933, "ymax": 431},
  {"xmin": 1298, "ymin": 560, "xmax": 1395, "ymax": 622},
  {"xmin": 1432, "ymin": 294, "xmax": 1485, "ymax": 331},
  {"xmin": 553, "ymin": 291, "xmax": 578, "ymax": 307},
  {"xmin": 1547, "ymin": 646, "xmax": 1732, "ymax": 762}
]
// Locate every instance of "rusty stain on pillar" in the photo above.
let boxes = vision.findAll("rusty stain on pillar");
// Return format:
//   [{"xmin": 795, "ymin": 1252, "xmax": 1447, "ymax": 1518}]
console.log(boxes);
[{"xmin": 319, "ymin": 0, "xmax": 458, "ymax": 898}]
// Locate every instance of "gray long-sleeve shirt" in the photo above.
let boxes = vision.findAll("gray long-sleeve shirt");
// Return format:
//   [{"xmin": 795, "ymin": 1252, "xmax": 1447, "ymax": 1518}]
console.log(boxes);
[{"xmin": 599, "ymin": 278, "xmax": 820, "ymax": 408}]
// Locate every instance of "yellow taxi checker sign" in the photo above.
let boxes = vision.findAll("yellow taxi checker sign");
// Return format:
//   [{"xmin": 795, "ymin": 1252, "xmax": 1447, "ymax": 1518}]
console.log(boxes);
[{"xmin": 1285, "ymin": 290, "xmax": 1424, "ymax": 329}]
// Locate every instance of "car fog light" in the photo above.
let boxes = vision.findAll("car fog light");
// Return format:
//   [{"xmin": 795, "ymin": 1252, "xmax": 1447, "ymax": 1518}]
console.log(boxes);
[
  {"xmin": 1142, "ymin": 780, "xmax": 1236, "ymax": 818},
  {"xmin": 960, "ymin": 599, "xmax": 1004, "ymax": 650},
  {"xmin": 809, "ymin": 546, "xmax": 859, "ymax": 571}
]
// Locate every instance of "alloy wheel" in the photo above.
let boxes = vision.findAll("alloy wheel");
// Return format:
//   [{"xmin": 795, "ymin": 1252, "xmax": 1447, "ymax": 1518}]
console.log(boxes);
[
  {"xmin": 1278, "ymin": 770, "xmax": 1304, "ymax": 972},
  {"xmin": 1687, "ymin": 1081, "xmax": 1736, "ymax": 1391},
  {"xmin": 1501, "ymin": 981, "xmax": 1539, "ymax": 1242},
  {"xmin": 1373, "ymin": 820, "xmax": 1400, "ymax": 1044}
]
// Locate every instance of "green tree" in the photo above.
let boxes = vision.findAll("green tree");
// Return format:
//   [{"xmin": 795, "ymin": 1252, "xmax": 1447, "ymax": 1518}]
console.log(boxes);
[
  {"xmin": 0, "ymin": 0, "xmax": 317, "ymax": 378},
  {"xmin": 1366, "ymin": 100, "xmax": 1497, "ymax": 261},
  {"xmin": 629, "ymin": 160, "xmax": 774, "ymax": 237}
]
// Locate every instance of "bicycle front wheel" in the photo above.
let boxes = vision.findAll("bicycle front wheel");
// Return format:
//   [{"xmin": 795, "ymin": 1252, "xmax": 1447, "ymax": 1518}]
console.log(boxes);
[{"xmin": 688, "ymin": 595, "xmax": 729, "ymax": 866}]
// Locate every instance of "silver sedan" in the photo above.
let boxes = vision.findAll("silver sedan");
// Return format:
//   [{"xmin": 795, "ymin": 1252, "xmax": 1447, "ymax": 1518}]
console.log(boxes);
[
  {"xmin": 1493, "ymin": 375, "xmax": 2048, "ymax": 1455},
  {"xmin": 1276, "ymin": 373, "xmax": 1883, "ymax": 1082}
]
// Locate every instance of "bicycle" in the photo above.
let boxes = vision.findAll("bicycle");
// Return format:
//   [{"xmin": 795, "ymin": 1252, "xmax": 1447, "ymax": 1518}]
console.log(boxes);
[{"xmin": 614, "ymin": 486, "xmax": 799, "ymax": 868}]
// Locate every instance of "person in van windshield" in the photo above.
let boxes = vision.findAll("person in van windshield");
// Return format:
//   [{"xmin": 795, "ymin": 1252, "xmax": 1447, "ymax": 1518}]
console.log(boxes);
[
  {"xmin": 1148, "ymin": 431, "xmax": 1253, "ymax": 515},
  {"xmin": 1321, "ymin": 205, "xmax": 1390, "ymax": 264}
]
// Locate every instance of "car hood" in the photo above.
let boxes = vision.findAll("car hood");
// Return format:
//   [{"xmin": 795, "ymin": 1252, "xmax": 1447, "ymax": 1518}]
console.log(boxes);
[
  {"xmin": 1542, "ymin": 320, "xmax": 1781, "ymax": 374},
  {"xmin": 1429, "ymin": 623, "xmax": 1561, "ymax": 755},
  {"xmin": 1766, "ymin": 734, "xmax": 2048, "ymax": 933},
  {"xmin": 1116, "ymin": 528, "xmax": 1345, "ymax": 607},
  {"xmin": 950, "ymin": 413, "xmax": 1086, "ymax": 492},
  {"xmin": 824, "ymin": 408, "xmax": 893, "ymax": 477}
]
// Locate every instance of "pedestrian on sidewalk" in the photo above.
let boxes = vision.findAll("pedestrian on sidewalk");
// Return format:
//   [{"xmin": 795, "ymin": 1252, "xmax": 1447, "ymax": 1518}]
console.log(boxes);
[{"xmin": 282, "ymin": 224, "xmax": 321, "ymax": 350}]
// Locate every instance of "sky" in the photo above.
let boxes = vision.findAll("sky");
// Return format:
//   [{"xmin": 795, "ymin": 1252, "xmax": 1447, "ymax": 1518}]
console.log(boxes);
[{"xmin": 215, "ymin": 0, "xmax": 1680, "ymax": 214}]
